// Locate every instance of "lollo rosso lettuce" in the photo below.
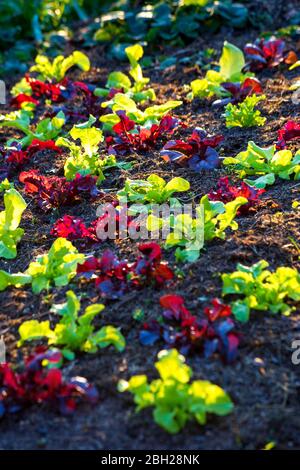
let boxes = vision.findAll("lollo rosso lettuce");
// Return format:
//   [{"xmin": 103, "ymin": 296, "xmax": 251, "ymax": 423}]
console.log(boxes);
[
  {"xmin": 161, "ymin": 128, "xmax": 223, "ymax": 171},
  {"xmin": 0, "ymin": 348, "xmax": 98, "ymax": 417},
  {"xmin": 106, "ymin": 111, "xmax": 180, "ymax": 154}
]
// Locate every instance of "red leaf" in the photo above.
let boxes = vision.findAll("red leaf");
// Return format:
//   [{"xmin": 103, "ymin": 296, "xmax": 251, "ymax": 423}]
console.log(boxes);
[
  {"xmin": 108, "ymin": 112, "xmax": 180, "ymax": 154},
  {"xmin": 26, "ymin": 76, "xmax": 62, "ymax": 102},
  {"xmin": 27, "ymin": 139, "xmax": 62, "ymax": 155},
  {"xmin": 208, "ymin": 176, "xmax": 264, "ymax": 215},
  {"xmin": 244, "ymin": 37, "xmax": 287, "ymax": 71},
  {"xmin": 276, "ymin": 120, "xmax": 300, "ymax": 149},
  {"xmin": 204, "ymin": 298, "xmax": 232, "ymax": 322},
  {"xmin": 19, "ymin": 171, "xmax": 100, "ymax": 210},
  {"xmin": 161, "ymin": 128, "xmax": 223, "ymax": 170},
  {"xmin": 0, "ymin": 349, "xmax": 98, "ymax": 417},
  {"xmin": 11, "ymin": 94, "xmax": 39, "ymax": 108}
]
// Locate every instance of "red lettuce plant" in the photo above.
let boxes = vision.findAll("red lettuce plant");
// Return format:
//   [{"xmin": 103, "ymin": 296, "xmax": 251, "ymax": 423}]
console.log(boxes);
[
  {"xmin": 244, "ymin": 37, "xmax": 288, "ymax": 72},
  {"xmin": 51, "ymin": 204, "xmax": 137, "ymax": 243},
  {"xmin": 26, "ymin": 75, "xmax": 62, "ymax": 102},
  {"xmin": 140, "ymin": 295, "xmax": 240, "ymax": 363},
  {"xmin": 213, "ymin": 78, "xmax": 263, "ymax": 107},
  {"xmin": 77, "ymin": 242, "xmax": 174, "ymax": 299},
  {"xmin": 0, "ymin": 348, "xmax": 98, "ymax": 418},
  {"xmin": 11, "ymin": 94, "xmax": 39, "ymax": 109},
  {"xmin": 160, "ymin": 128, "xmax": 223, "ymax": 171},
  {"xmin": 208, "ymin": 176, "xmax": 264, "ymax": 214},
  {"xmin": 51, "ymin": 80, "xmax": 102, "ymax": 121},
  {"xmin": 19, "ymin": 170, "xmax": 100, "ymax": 211},
  {"xmin": 106, "ymin": 111, "xmax": 179, "ymax": 155},
  {"xmin": 51, "ymin": 215, "xmax": 98, "ymax": 242},
  {"xmin": 276, "ymin": 121, "xmax": 300, "ymax": 150},
  {"xmin": 0, "ymin": 139, "xmax": 62, "ymax": 181},
  {"xmin": 25, "ymin": 76, "xmax": 97, "ymax": 116}
]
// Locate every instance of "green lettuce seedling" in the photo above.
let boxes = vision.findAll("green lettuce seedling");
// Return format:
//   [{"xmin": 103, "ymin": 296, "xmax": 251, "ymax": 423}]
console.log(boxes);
[
  {"xmin": 30, "ymin": 51, "xmax": 90, "ymax": 82},
  {"xmin": 26, "ymin": 238, "xmax": 85, "ymax": 293},
  {"xmin": 0, "ymin": 188, "xmax": 26, "ymax": 259},
  {"xmin": 0, "ymin": 238, "xmax": 85, "ymax": 293},
  {"xmin": 100, "ymin": 94, "xmax": 182, "ymax": 131},
  {"xmin": 18, "ymin": 290, "xmax": 125, "ymax": 357},
  {"xmin": 0, "ymin": 110, "xmax": 65, "ymax": 148},
  {"xmin": 222, "ymin": 260, "xmax": 300, "ymax": 322},
  {"xmin": 0, "ymin": 179, "xmax": 14, "ymax": 192},
  {"xmin": 147, "ymin": 195, "xmax": 247, "ymax": 262},
  {"xmin": 223, "ymin": 141, "xmax": 300, "ymax": 188},
  {"xmin": 223, "ymin": 94, "xmax": 266, "ymax": 128},
  {"xmin": 117, "ymin": 174, "xmax": 190, "ymax": 205},
  {"xmin": 189, "ymin": 41, "xmax": 252, "ymax": 99},
  {"xmin": 118, "ymin": 349, "xmax": 233, "ymax": 434},
  {"xmin": 56, "ymin": 115, "xmax": 118, "ymax": 181},
  {"xmin": 94, "ymin": 44, "xmax": 155, "ymax": 103}
]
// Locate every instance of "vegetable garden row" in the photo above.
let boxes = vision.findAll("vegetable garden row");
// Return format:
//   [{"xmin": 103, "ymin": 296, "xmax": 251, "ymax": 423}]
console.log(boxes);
[{"xmin": 0, "ymin": 10, "xmax": 300, "ymax": 449}]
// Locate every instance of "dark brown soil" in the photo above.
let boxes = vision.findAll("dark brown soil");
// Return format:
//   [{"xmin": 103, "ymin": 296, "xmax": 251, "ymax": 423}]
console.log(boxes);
[{"xmin": 0, "ymin": 1, "xmax": 300, "ymax": 450}]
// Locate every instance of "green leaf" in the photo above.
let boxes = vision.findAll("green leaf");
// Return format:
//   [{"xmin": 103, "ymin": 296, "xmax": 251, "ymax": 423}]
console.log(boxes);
[
  {"xmin": 215, "ymin": 196, "xmax": 247, "ymax": 237},
  {"xmin": 289, "ymin": 60, "xmax": 300, "ymax": 70},
  {"xmin": 118, "ymin": 174, "xmax": 190, "ymax": 204},
  {"xmin": 0, "ymin": 271, "xmax": 31, "ymax": 291},
  {"xmin": 1, "ymin": 188, "xmax": 26, "ymax": 231},
  {"xmin": 70, "ymin": 124, "xmax": 103, "ymax": 156},
  {"xmin": 18, "ymin": 320, "xmax": 53, "ymax": 346},
  {"xmin": 0, "ymin": 110, "xmax": 32, "ymax": 137},
  {"xmin": 223, "ymin": 95, "xmax": 266, "ymax": 128},
  {"xmin": 189, "ymin": 41, "xmax": 249, "ymax": 99},
  {"xmin": 143, "ymin": 101, "xmax": 182, "ymax": 121},
  {"xmin": 30, "ymin": 51, "xmax": 90, "ymax": 82},
  {"xmin": 118, "ymin": 349, "xmax": 233, "ymax": 433},
  {"xmin": 244, "ymin": 173, "xmax": 275, "ymax": 189},
  {"xmin": 160, "ymin": 195, "xmax": 243, "ymax": 261},
  {"xmin": 153, "ymin": 407, "xmax": 182, "ymax": 434},
  {"xmin": 231, "ymin": 301, "xmax": 250, "ymax": 322},
  {"xmin": 102, "ymin": 93, "xmax": 138, "ymax": 112},
  {"xmin": 221, "ymin": 262, "xmax": 300, "ymax": 321},
  {"xmin": 106, "ymin": 71, "xmax": 131, "ymax": 91},
  {"xmin": 26, "ymin": 238, "xmax": 85, "ymax": 294},
  {"xmin": 17, "ymin": 290, "xmax": 124, "ymax": 357},
  {"xmin": 224, "ymin": 141, "xmax": 299, "ymax": 186},
  {"xmin": 90, "ymin": 325, "xmax": 126, "ymax": 352},
  {"xmin": 164, "ymin": 177, "xmax": 190, "ymax": 193},
  {"xmin": 0, "ymin": 179, "xmax": 13, "ymax": 192},
  {"xmin": 219, "ymin": 41, "xmax": 245, "ymax": 80},
  {"xmin": 51, "ymin": 290, "xmax": 80, "ymax": 318},
  {"xmin": 0, "ymin": 189, "xmax": 26, "ymax": 259},
  {"xmin": 125, "ymin": 44, "xmax": 144, "ymax": 64},
  {"xmin": 79, "ymin": 303, "xmax": 105, "ymax": 326},
  {"xmin": 190, "ymin": 381, "xmax": 234, "ymax": 416},
  {"xmin": 155, "ymin": 349, "xmax": 191, "ymax": 383}
]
